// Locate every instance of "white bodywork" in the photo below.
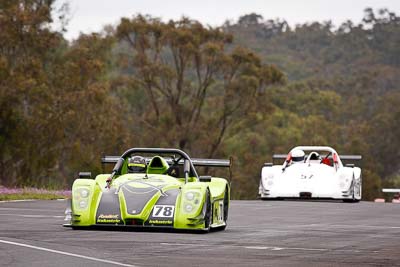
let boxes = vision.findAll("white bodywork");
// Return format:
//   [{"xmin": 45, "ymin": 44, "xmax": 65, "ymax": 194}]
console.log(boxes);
[{"xmin": 259, "ymin": 146, "xmax": 362, "ymax": 201}]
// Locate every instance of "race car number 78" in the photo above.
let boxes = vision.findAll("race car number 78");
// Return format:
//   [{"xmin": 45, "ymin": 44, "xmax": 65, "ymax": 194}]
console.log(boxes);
[{"xmin": 152, "ymin": 205, "xmax": 175, "ymax": 218}]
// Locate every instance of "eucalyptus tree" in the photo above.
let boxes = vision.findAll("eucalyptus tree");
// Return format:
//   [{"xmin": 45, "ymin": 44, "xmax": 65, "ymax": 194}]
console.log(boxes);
[{"xmin": 115, "ymin": 15, "xmax": 284, "ymax": 157}]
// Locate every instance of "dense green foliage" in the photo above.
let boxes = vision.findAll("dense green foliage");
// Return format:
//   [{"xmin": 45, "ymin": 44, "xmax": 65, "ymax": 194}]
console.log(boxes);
[{"xmin": 0, "ymin": 1, "xmax": 398, "ymax": 200}]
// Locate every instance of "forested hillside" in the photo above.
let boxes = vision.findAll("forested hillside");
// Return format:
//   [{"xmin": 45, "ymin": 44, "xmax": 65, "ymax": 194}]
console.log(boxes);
[
  {"xmin": 1, "ymin": 1, "xmax": 398, "ymax": 200},
  {"xmin": 223, "ymin": 9, "xmax": 400, "ymax": 198}
]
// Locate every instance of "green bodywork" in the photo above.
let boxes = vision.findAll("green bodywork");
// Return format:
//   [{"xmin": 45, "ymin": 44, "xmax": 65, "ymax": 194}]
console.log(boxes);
[{"xmin": 68, "ymin": 153, "xmax": 230, "ymax": 231}]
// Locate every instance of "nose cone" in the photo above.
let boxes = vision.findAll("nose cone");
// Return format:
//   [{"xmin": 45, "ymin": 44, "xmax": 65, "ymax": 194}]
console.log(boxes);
[{"xmin": 121, "ymin": 181, "xmax": 165, "ymax": 216}]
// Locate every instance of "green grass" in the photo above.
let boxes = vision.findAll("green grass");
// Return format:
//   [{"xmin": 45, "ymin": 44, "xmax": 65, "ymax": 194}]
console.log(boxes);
[
  {"xmin": 0, "ymin": 187, "xmax": 71, "ymax": 201},
  {"xmin": 0, "ymin": 193, "xmax": 70, "ymax": 201}
]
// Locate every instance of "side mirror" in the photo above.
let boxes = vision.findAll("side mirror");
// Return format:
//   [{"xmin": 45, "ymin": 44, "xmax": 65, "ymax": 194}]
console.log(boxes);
[
  {"xmin": 78, "ymin": 172, "xmax": 92, "ymax": 179},
  {"xmin": 199, "ymin": 176, "xmax": 212, "ymax": 182}
]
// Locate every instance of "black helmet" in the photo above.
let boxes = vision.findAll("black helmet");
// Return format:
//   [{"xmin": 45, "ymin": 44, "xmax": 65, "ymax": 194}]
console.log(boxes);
[{"xmin": 127, "ymin": 156, "xmax": 147, "ymax": 173}]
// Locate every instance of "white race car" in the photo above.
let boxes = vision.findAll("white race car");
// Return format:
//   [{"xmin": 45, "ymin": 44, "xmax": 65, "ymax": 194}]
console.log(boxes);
[{"xmin": 259, "ymin": 146, "xmax": 362, "ymax": 202}]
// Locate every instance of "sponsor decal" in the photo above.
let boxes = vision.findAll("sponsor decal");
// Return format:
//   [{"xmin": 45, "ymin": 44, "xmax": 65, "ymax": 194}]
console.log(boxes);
[
  {"xmin": 97, "ymin": 214, "xmax": 121, "ymax": 224},
  {"xmin": 98, "ymin": 214, "xmax": 119, "ymax": 219},
  {"xmin": 148, "ymin": 219, "xmax": 173, "ymax": 225},
  {"xmin": 216, "ymin": 200, "xmax": 224, "ymax": 222},
  {"xmin": 301, "ymin": 174, "xmax": 313, "ymax": 179}
]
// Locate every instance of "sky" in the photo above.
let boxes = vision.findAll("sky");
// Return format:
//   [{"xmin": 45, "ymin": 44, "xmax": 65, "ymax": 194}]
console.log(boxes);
[{"xmin": 60, "ymin": 0, "xmax": 400, "ymax": 40}]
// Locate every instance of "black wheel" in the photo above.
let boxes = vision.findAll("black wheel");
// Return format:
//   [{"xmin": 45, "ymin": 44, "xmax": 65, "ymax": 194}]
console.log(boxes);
[
  {"xmin": 352, "ymin": 188, "xmax": 360, "ymax": 203},
  {"xmin": 219, "ymin": 187, "xmax": 229, "ymax": 231},
  {"xmin": 223, "ymin": 187, "xmax": 229, "ymax": 222},
  {"xmin": 343, "ymin": 183, "xmax": 358, "ymax": 203},
  {"xmin": 204, "ymin": 189, "xmax": 212, "ymax": 231}
]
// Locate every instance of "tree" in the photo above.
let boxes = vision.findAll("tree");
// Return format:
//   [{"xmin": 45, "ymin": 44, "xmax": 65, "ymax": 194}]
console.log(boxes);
[
  {"xmin": 47, "ymin": 33, "xmax": 129, "ymax": 186},
  {"xmin": 368, "ymin": 91, "xmax": 400, "ymax": 178},
  {"xmin": 115, "ymin": 15, "xmax": 284, "ymax": 157},
  {"xmin": 238, "ymin": 13, "xmax": 264, "ymax": 27},
  {"xmin": 0, "ymin": 0, "xmax": 63, "ymax": 186},
  {"xmin": 0, "ymin": 1, "xmax": 127, "ymax": 187}
]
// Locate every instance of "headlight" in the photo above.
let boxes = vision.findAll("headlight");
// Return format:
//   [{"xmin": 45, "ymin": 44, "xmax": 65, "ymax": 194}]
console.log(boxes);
[
  {"xmin": 80, "ymin": 189, "xmax": 89, "ymax": 198},
  {"xmin": 185, "ymin": 192, "xmax": 195, "ymax": 201},
  {"xmin": 75, "ymin": 188, "xmax": 90, "ymax": 198},
  {"xmin": 73, "ymin": 187, "xmax": 90, "ymax": 209},
  {"xmin": 267, "ymin": 180, "xmax": 274, "ymax": 186},
  {"xmin": 184, "ymin": 204, "xmax": 193, "ymax": 212},
  {"xmin": 79, "ymin": 200, "xmax": 88, "ymax": 209},
  {"xmin": 182, "ymin": 190, "xmax": 202, "ymax": 214}
]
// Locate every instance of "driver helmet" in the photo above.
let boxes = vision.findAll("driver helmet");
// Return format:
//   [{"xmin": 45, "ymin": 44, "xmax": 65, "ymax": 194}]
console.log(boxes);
[
  {"xmin": 291, "ymin": 149, "xmax": 305, "ymax": 163},
  {"xmin": 127, "ymin": 156, "xmax": 147, "ymax": 173}
]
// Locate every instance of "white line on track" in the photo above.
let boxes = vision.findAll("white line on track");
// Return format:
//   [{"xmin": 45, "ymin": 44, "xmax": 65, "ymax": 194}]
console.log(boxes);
[
  {"xmin": 160, "ymin": 242, "xmax": 335, "ymax": 252},
  {"xmin": 0, "ymin": 199, "xmax": 36, "ymax": 203},
  {"xmin": 245, "ymin": 246, "xmax": 328, "ymax": 251},
  {"xmin": 0, "ymin": 213, "xmax": 64, "ymax": 218},
  {"xmin": 230, "ymin": 223, "xmax": 400, "ymax": 230},
  {"xmin": 0, "ymin": 239, "xmax": 137, "ymax": 267},
  {"xmin": 281, "ymin": 223, "xmax": 400, "ymax": 230},
  {"xmin": 0, "ymin": 207, "xmax": 60, "ymax": 212},
  {"xmin": 325, "ymin": 224, "xmax": 400, "ymax": 229}
]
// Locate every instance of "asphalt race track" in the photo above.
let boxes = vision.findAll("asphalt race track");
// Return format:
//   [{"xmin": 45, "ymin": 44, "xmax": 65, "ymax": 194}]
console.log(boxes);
[{"xmin": 0, "ymin": 200, "xmax": 399, "ymax": 267}]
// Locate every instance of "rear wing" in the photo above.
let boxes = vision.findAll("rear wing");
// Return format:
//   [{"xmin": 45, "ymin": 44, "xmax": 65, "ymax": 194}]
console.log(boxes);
[
  {"xmin": 272, "ymin": 154, "xmax": 362, "ymax": 164},
  {"xmin": 272, "ymin": 154, "xmax": 362, "ymax": 160},
  {"xmin": 101, "ymin": 156, "xmax": 231, "ymax": 168},
  {"xmin": 272, "ymin": 154, "xmax": 288, "ymax": 160},
  {"xmin": 339, "ymin": 155, "xmax": 362, "ymax": 160}
]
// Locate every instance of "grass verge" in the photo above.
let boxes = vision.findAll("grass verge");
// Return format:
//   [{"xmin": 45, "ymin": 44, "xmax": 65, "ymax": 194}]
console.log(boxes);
[{"xmin": 0, "ymin": 187, "xmax": 71, "ymax": 201}]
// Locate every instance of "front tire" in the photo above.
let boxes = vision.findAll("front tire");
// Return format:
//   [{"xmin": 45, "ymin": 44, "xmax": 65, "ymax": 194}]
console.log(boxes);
[
  {"xmin": 343, "ymin": 182, "xmax": 359, "ymax": 203},
  {"xmin": 218, "ymin": 187, "xmax": 229, "ymax": 231},
  {"xmin": 203, "ymin": 189, "xmax": 212, "ymax": 231}
]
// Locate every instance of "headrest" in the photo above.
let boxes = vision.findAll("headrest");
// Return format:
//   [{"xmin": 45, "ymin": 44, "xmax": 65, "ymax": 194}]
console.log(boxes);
[{"xmin": 147, "ymin": 156, "xmax": 170, "ymax": 174}]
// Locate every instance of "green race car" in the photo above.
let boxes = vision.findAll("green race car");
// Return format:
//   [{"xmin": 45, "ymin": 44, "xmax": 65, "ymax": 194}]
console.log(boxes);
[{"xmin": 64, "ymin": 148, "xmax": 231, "ymax": 232}]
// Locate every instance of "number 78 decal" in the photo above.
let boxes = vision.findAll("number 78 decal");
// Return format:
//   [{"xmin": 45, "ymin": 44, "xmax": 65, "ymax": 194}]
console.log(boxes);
[{"xmin": 152, "ymin": 205, "xmax": 175, "ymax": 218}]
